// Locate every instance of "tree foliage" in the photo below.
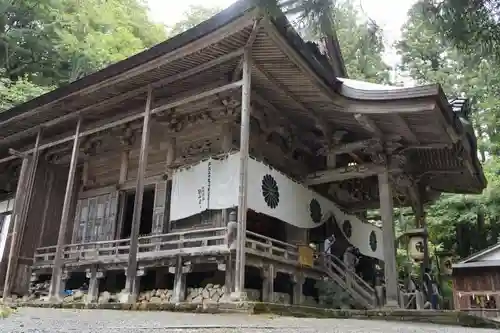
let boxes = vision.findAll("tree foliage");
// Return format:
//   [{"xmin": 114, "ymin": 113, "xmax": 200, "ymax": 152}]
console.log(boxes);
[
  {"xmin": 167, "ymin": 5, "xmax": 222, "ymax": 36},
  {"xmin": 0, "ymin": 0, "xmax": 166, "ymax": 111},
  {"xmin": 396, "ymin": 1, "xmax": 500, "ymax": 260},
  {"xmin": 423, "ymin": 0, "xmax": 500, "ymax": 60},
  {"xmin": 300, "ymin": 0, "xmax": 390, "ymax": 83}
]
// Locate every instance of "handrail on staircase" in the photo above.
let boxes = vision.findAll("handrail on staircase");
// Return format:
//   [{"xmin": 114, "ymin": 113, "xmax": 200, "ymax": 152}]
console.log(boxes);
[{"xmin": 319, "ymin": 252, "xmax": 376, "ymax": 304}]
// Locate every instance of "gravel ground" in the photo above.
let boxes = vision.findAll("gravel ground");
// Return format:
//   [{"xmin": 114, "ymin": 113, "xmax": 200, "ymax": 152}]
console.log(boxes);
[{"xmin": 0, "ymin": 308, "xmax": 498, "ymax": 333}]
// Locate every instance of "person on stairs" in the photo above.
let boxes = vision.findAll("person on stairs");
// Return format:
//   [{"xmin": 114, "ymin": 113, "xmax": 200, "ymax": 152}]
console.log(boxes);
[
  {"xmin": 343, "ymin": 246, "xmax": 359, "ymax": 287},
  {"xmin": 323, "ymin": 234, "xmax": 335, "ymax": 255}
]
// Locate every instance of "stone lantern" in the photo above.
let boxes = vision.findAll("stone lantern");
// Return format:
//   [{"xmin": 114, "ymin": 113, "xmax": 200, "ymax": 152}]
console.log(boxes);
[
  {"xmin": 436, "ymin": 251, "xmax": 454, "ymax": 276},
  {"xmin": 404, "ymin": 228, "xmax": 426, "ymax": 261}
]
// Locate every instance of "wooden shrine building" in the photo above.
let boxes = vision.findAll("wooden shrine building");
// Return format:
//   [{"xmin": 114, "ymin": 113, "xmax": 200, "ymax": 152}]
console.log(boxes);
[
  {"xmin": 0, "ymin": 0, "xmax": 485, "ymax": 308},
  {"xmin": 452, "ymin": 243, "xmax": 500, "ymax": 318}
]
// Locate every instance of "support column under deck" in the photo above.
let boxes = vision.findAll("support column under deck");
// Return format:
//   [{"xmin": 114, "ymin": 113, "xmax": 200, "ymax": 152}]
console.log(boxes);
[
  {"xmin": 123, "ymin": 87, "xmax": 153, "ymax": 303},
  {"xmin": 85, "ymin": 266, "xmax": 104, "ymax": 304},
  {"xmin": 232, "ymin": 47, "xmax": 251, "ymax": 301},
  {"xmin": 261, "ymin": 264, "xmax": 275, "ymax": 303},
  {"xmin": 378, "ymin": 170, "xmax": 399, "ymax": 307},
  {"xmin": 49, "ymin": 119, "xmax": 82, "ymax": 301}
]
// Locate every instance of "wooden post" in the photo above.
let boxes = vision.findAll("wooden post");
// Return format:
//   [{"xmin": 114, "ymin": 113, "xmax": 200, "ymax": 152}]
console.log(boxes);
[
  {"xmin": 1, "ymin": 156, "xmax": 29, "ymax": 298},
  {"xmin": 164, "ymin": 137, "xmax": 176, "ymax": 233},
  {"xmin": 123, "ymin": 87, "xmax": 152, "ymax": 302},
  {"xmin": 233, "ymin": 48, "xmax": 251, "ymax": 298},
  {"xmin": 119, "ymin": 149, "xmax": 129, "ymax": 185},
  {"xmin": 378, "ymin": 170, "xmax": 399, "ymax": 307},
  {"xmin": 48, "ymin": 118, "xmax": 82, "ymax": 300},
  {"xmin": 221, "ymin": 123, "xmax": 232, "ymax": 228},
  {"xmin": 3, "ymin": 128, "xmax": 42, "ymax": 297}
]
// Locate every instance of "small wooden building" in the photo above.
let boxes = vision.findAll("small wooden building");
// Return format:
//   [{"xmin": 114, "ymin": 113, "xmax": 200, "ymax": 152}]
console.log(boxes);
[
  {"xmin": 0, "ymin": 0, "xmax": 485, "ymax": 308},
  {"xmin": 452, "ymin": 243, "xmax": 500, "ymax": 318}
]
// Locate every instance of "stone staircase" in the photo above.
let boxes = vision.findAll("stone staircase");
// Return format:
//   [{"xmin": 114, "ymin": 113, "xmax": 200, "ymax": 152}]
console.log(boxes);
[{"xmin": 320, "ymin": 253, "xmax": 377, "ymax": 309}]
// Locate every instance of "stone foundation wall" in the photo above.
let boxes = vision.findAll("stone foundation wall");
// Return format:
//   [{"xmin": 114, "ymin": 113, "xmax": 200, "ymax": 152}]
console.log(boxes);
[{"xmin": 14, "ymin": 281, "xmax": 318, "ymax": 307}]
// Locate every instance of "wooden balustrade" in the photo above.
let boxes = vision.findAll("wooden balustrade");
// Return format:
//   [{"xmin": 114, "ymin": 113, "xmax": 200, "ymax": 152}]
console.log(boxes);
[
  {"xmin": 33, "ymin": 227, "xmax": 227, "ymax": 267},
  {"xmin": 245, "ymin": 231, "xmax": 300, "ymax": 262}
]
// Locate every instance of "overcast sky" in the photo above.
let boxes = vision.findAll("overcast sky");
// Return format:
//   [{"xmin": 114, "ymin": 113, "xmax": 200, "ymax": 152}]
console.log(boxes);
[{"xmin": 147, "ymin": 0, "xmax": 417, "ymax": 67}]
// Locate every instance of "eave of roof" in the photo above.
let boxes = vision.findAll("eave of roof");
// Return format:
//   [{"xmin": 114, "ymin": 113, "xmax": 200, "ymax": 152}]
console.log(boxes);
[
  {"xmin": 457, "ymin": 242, "xmax": 500, "ymax": 264},
  {"xmin": 0, "ymin": 0, "xmax": 339, "ymax": 125}
]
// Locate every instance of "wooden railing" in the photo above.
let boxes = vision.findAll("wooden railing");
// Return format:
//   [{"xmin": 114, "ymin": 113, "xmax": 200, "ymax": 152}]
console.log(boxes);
[
  {"xmin": 245, "ymin": 231, "xmax": 300, "ymax": 262},
  {"xmin": 34, "ymin": 227, "xmax": 227, "ymax": 266},
  {"xmin": 461, "ymin": 308, "xmax": 500, "ymax": 321},
  {"xmin": 319, "ymin": 252, "xmax": 376, "ymax": 308}
]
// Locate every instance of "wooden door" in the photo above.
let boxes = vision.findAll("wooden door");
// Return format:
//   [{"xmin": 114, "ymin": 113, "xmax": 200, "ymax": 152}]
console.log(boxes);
[
  {"xmin": 72, "ymin": 191, "xmax": 119, "ymax": 243},
  {"xmin": 152, "ymin": 181, "xmax": 167, "ymax": 234}
]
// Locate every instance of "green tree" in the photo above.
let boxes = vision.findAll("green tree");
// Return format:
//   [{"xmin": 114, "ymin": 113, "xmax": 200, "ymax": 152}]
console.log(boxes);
[
  {"xmin": 423, "ymin": 0, "xmax": 500, "ymax": 59},
  {"xmin": 0, "ymin": 0, "xmax": 166, "ymax": 108},
  {"xmin": 321, "ymin": 0, "xmax": 390, "ymax": 83},
  {"xmin": 167, "ymin": 5, "xmax": 221, "ymax": 36},
  {"xmin": 397, "ymin": 1, "xmax": 500, "ymax": 259}
]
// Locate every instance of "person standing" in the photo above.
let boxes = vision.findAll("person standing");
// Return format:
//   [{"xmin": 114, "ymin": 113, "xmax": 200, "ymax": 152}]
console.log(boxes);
[{"xmin": 323, "ymin": 234, "xmax": 335, "ymax": 255}]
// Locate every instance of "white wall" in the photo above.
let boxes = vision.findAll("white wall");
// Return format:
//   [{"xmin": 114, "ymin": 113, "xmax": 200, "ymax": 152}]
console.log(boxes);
[{"xmin": 0, "ymin": 198, "xmax": 15, "ymax": 263}]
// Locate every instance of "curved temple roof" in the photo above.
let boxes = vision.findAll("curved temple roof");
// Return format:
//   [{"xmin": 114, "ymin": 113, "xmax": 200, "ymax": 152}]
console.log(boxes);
[{"xmin": 0, "ymin": 0, "xmax": 486, "ymax": 209}]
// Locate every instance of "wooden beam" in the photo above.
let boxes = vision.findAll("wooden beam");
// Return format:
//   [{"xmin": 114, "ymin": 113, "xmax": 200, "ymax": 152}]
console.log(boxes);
[
  {"xmin": 328, "ymin": 139, "xmax": 382, "ymax": 155},
  {"xmin": 0, "ymin": 81, "xmax": 243, "ymax": 165},
  {"xmin": 305, "ymin": 163, "xmax": 402, "ymax": 185},
  {"xmin": 0, "ymin": 12, "xmax": 256, "ymax": 129},
  {"xmin": 124, "ymin": 86, "xmax": 153, "ymax": 301},
  {"xmin": 0, "ymin": 49, "xmax": 245, "ymax": 147},
  {"xmin": 234, "ymin": 48, "xmax": 251, "ymax": 297},
  {"xmin": 48, "ymin": 118, "xmax": 82, "ymax": 300},
  {"xmin": 253, "ymin": 62, "xmax": 330, "ymax": 136},
  {"xmin": 354, "ymin": 114, "xmax": 382, "ymax": 137}
]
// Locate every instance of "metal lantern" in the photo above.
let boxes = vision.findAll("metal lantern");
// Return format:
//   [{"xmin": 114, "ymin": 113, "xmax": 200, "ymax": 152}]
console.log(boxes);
[
  {"xmin": 437, "ymin": 251, "xmax": 454, "ymax": 276},
  {"xmin": 404, "ymin": 228, "xmax": 426, "ymax": 261}
]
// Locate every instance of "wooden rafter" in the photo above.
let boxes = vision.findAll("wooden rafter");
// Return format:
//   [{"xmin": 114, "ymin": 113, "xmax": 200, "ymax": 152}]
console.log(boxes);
[
  {"xmin": 305, "ymin": 163, "xmax": 403, "ymax": 185},
  {"xmin": 253, "ymin": 62, "xmax": 331, "ymax": 137}
]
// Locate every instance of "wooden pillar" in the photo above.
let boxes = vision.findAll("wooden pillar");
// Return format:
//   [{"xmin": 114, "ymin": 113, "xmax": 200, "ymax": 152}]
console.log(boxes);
[
  {"xmin": 292, "ymin": 274, "xmax": 305, "ymax": 305},
  {"xmin": 171, "ymin": 257, "xmax": 190, "ymax": 303},
  {"xmin": 123, "ymin": 87, "xmax": 152, "ymax": 302},
  {"xmin": 221, "ymin": 122, "xmax": 233, "ymax": 227},
  {"xmin": 85, "ymin": 266, "xmax": 103, "ymax": 304},
  {"xmin": 164, "ymin": 137, "xmax": 176, "ymax": 233},
  {"xmin": 260, "ymin": 264, "xmax": 275, "ymax": 302},
  {"xmin": 1, "ymin": 156, "xmax": 29, "ymax": 298},
  {"xmin": 49, "ymin": 119, "xmax": 82, "ymax": 300},
  {"xmin": 119, "ymin": 149, "xmax": 129, "ymax": 185},
  {"xmin": 378, "ymin": 170, "xmax": 399, "ymax": 307},
  {"xmin": 4, "ymin": 129, "xmax": 42, "ymax": 297},
  {"xmin": 233, "ymin": 48, "xmax": 251, "ymax": 299}
]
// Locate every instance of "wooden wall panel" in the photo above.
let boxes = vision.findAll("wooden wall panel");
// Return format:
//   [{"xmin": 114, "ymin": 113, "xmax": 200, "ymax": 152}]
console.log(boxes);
[
  {"xmin": 19, "ymin": 161, "xmax": 50, "ymax": 258},
  {"xmin": 39, "ymin": 164, "xmax": 70, "ymax": 247}
]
